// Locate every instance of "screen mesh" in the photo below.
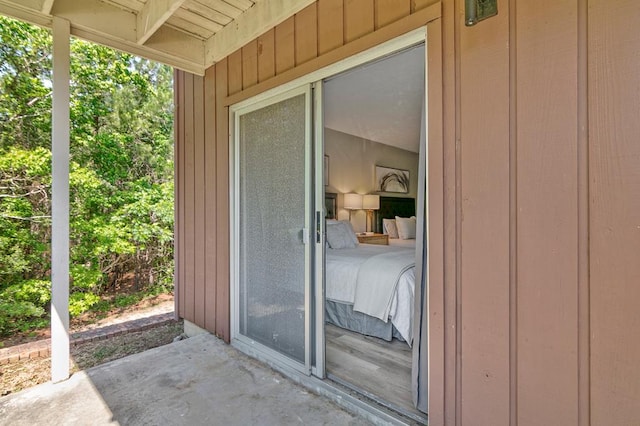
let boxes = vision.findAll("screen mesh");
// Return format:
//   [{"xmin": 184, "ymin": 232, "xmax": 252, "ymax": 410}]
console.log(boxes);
[{"xmin": 238, "ymin": 94, "xmax": 307, "ymax": 363}]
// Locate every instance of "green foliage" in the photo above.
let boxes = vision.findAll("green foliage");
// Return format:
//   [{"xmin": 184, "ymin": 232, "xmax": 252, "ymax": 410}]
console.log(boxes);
[
  {"xmin": 0, "ymin": 16, "xmax": 175, "ymax": 337},
  {"xmin": 0, "ymin": 17, "xmax": 52, "ymax": 151},
  {"xmin": 2, "ymin": 279, "xmax": 51, "ymax": 306},
  {"xmin": 0, "ymin": 280, "xmax": 50, "ymax": 335},
  {"xmin": 91, "ymin": 287, "xmax": 167, "ymax": 314},
  {"xmin": 0, "ymin": 147, "xmax": 51, "ymax": 286},
  {"xmin": 0, "ymin": 301, "xmax": 47, "ymax": 335},
  {"xmin": 114, "ymin": 293, "xmax": 143, "ymax": 309},
  {"xmin": 69, "ymin": 292, "xmax": 101, "ymax": 317},
  {"xmin": 70, "ymin": 265, "xmax": 103, "ymax": 291}
]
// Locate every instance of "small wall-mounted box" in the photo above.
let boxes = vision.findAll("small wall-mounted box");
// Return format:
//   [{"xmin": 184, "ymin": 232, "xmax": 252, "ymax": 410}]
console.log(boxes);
[{"xmin": 465, "ymin": 0, "xmax": 498, "ymax": 26}]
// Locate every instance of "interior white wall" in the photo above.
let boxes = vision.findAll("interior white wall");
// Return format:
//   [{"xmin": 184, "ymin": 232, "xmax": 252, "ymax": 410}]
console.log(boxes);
[
  {"xmin": 323, "ymin": 45, "xmax": 425, "ymax": 153},
  {"xmin": 324, "ymin": 128, "xmax": 419, "ymax": 233}
]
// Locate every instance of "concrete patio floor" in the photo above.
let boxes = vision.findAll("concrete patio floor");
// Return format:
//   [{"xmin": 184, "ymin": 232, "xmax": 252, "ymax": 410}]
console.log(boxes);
[{"xmin": 0, "ymin": 334, "xmax": 370, "ymax": 426}]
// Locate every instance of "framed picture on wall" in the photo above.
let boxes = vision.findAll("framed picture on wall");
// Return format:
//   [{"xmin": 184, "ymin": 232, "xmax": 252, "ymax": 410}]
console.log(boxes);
[
  {"xmin": 376, "ymin": 166, "xmax": 409, "ymax": 193},
  {"xmin": 324, "ymin": 155, "xmax": 329, "ymax": 186},
  {"xmin": 325, "ymin": 192, "xmax": 337, "ymax": 219}
]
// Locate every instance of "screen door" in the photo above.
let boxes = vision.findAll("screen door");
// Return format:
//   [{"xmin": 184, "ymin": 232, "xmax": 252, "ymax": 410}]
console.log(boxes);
[{"xmin": 233, "ymin": 86, "xmax": 312, "ymax": 372}]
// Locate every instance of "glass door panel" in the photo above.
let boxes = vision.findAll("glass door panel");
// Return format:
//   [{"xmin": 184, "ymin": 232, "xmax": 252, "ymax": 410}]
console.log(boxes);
[{"xmin": 235, "ymin": 87, "xmax": 311, "ymax": 371}]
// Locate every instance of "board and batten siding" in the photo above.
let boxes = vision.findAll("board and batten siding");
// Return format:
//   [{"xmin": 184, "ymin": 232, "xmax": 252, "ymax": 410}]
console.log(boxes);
[
  {"xmin": 174, "ymin": 0, "xmax": 640, "ymax": 424},
  {"xmin": 174, "ymin": 0, "xmax": 440, "ymax": 345}
]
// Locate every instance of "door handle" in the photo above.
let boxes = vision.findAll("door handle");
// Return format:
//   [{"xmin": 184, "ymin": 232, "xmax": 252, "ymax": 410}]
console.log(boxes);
[
  {"xmin": 316, "ymin": 211, "xmax": 322, "ymax": 243},
  {"xmin": 302, "ymin": 228, "xmax": 309, "ymax": 245}
]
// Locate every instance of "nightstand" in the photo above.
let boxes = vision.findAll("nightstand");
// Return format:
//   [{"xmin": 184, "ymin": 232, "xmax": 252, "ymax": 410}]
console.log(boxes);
[{"xmin": 357, "ymin": 233, "xmax": 389, "ymax": 245}]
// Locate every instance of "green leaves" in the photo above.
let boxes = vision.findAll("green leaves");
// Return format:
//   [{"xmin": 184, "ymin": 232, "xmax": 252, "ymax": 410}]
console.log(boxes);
[
  {"xmin": 0, "ymin": 18, "xmax": 52, "ymax": 152},
  {"xmin": 1, "ymin": 279, "xmax": 51, "ymax": 306},
  {"xmin": 0, "ymin": 280, "xmax": 50, "ymax": 335},
  {"xmin": 0, "ymin": 16, "xmax": 175, "ymax": 336},
  {"xmin": 0, "ymin": 147, "xmax": 51, "ymax": 285},
  {"xmin": 69, "ymin": 292, "xmax": 101, "ymax": 317}
]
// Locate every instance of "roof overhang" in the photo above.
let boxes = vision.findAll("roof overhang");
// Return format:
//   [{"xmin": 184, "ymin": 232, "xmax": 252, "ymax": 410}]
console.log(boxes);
[{"xmin": 0, "ymin": 0, "xmax": 315, "ymax": 75}]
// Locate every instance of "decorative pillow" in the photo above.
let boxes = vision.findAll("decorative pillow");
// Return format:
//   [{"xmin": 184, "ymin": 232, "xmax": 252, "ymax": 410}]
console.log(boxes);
[
  {"xmin": 382, "ymin": 218, "xmax": 399, "ymax": 239},
  {"xmin": 341, "ymin": 220, "xmax": 359, "ymax": 246},
  {"xmin": 326, "ymin": 221, "xmax": 358, "ymax": 249},
  {"xmin": 395, "ymin": 216, "xmax": 417, "ymax": 240},
  {"xmin": 326, "ymin": 219, "xmax": 337, "ymax": 248}
]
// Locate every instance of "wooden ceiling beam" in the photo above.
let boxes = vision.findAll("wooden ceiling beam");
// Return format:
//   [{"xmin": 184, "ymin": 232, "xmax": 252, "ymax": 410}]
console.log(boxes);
[
  {"xmin": 137, "ymin": 0, "xmax": 187, "ymax": 45},
  {"xmin": 73, "ymin": 24, "xmax": 205, "ymax": 75},
  {"xmin": 205, "ymin": 0, "xmax": 315, "ymax": 67},
  {"xmin": 0, "ymin": 0, "xmax": 205, "ymax": 75},
  {"xmin": 53, "ymin": 0, "xmax": 137, "ymax": 41},
  {"xmin": 0, "ymin": 0, "xmax": 53, "ymax": 26},
  {"xmin": 0, "ymin": 0, "xmax": 313, "ymax": 73},
  {"xmin": 41, "ymin": 0, "xmax": 54, "ymax": 15}
]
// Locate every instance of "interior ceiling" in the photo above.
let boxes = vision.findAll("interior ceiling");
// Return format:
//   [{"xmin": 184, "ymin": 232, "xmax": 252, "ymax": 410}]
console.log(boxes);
[
  {"xmin": 324, "ymin": 45, "xmax": 425, "ymax": 153},
  {"xmin": 0, "ymin": 0, "xmax": 316, "ymax": 75}
]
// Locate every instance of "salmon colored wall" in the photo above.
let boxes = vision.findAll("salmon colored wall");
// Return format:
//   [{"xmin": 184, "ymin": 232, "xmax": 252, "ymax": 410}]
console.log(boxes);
[
  {"xmin": 174, "ymin": 69, "xmax": 229, "ymax": 341},
  {"xmin": 174, "ymin": 0, "xmax": 439, "ymax": 343},
  {"xmin": 174, "ymin": 0, "xmax": 640, "ymax": 424},
  {"xmin": 430, "ymin": 0, "xmax": 640, "ymax": 424},
  {"xmin": 588, "ymin": 1, "xmax": 640, "ymax": 424}
]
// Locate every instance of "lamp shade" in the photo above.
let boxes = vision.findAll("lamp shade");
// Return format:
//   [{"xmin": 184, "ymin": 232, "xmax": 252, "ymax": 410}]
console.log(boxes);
[
  {"xmin": 363, "ymin": 194, "xmax": 380, "ymax": 210},
  {"xmin": 343, "ymin": 193, "xmax": 363, "ymax": 210}
]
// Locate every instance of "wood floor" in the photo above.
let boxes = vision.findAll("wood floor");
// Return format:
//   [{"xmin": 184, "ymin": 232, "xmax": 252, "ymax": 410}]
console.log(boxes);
[{"xmin": 325, "ymin": 324, "xmax": 423, "ymax": 418}]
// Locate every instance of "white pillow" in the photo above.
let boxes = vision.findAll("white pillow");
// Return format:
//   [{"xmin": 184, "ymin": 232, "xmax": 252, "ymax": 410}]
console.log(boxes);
[
  {"xmin": 382, "ymin": 218, "xmax": 399, "ymax": 239},
  {"xmin": 326, "ymin": 221, "xmax": 358, "ymax": 249},
  {"xmin": 395, "ymin": 216, "xmax": 416, "ymax": 240},
  {"xmin": 340, "ymin": 220, "xmax": 359, "ymax": 246}
]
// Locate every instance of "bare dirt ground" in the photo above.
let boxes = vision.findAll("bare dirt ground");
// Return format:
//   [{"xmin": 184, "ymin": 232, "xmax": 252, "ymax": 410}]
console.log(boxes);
[{"xmin": 0, "ymin": 296, "xmax": 182, "ymax": 397}]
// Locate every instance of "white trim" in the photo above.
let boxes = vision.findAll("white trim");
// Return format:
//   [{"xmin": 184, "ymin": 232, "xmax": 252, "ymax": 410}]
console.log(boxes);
[
  {"xmin": 312, "ymin": 80, "xmax": 326, "ymax": 378},
  {"xmin": 303, "ymin": 84, "xmax": 313, "ymax": 372},
  {"xmin": 423, "ymin": 39, "xmax": 431, "ymax": 411},
  {"xmin": 229, "ymin": 99, "xmax": 238, "ymax": 348},
  {"xmin": 51, "ymin": 16, "xmax": 70, "ymax": 383},
  {"xmin": 231, "ymin": 84, "xmax": 310, "ymax": 116}
]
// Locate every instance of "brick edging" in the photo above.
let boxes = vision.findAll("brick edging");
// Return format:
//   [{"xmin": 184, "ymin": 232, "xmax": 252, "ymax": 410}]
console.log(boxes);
[{"xmin": 0, "ymin": 312, "xmax": 177, "ymax": 365}]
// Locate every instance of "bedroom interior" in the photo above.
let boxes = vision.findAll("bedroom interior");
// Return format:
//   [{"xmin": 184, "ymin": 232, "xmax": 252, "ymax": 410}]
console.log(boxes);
[{"xmin": 322, "ymin": 43, "xmax": 425, "ymax": 419}]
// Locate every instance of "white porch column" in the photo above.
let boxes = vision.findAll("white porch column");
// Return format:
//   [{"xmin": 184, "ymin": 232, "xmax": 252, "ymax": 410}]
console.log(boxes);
[{"xmin": 51, "ymin": 16, "xmax": 71, "ymax": 383}]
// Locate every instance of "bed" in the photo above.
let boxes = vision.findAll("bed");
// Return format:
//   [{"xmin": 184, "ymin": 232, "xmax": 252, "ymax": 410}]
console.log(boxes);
[{"xmin": 324, "ymin": 195, "xmax": 417, "ymax": 346}]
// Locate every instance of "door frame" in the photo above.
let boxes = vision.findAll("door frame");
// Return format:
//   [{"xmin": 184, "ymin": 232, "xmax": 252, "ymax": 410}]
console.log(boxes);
[
  {"xmin": 229, "ymin": 27, "xmax": 427, "ymax": 379},
  {"xmin": 312, "ymin": 29, "xmax": 428, "ymax": 382}
]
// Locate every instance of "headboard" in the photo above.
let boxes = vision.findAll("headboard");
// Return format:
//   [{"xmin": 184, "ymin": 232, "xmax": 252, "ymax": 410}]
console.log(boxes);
[{"xmin": 374, "ymin": 196, "xmax": 416, "ymax": 234}]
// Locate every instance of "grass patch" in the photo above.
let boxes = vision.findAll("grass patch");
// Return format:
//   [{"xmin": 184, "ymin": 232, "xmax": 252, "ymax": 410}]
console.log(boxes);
[{"xmin": 93, "ymin": 345, "xmax": 118, "ymax": 362}]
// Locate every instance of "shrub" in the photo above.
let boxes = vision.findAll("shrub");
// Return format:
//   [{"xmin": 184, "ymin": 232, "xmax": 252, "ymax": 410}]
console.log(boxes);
[
  {"xmin": 69, "ymin": 292, "xmax": 101, "ymax": 317},
  {"xmin": 0, "ymin": 280, "xmax": 50, "ymax": 335}
]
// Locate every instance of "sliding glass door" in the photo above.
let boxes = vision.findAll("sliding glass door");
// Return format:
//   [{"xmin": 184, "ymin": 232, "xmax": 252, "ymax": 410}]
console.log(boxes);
[{"xmin": 233, "ymin": 86, "xmax": 313, "ymax": 373}]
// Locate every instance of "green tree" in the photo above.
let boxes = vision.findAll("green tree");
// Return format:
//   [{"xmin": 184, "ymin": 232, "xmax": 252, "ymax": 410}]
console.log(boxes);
[
  {"xmin": 0, "ymin": 17, "xmax": 52, "ymax": 151},
  {"xmin": 0, "ymin": 16, "xmax": 174, "ymax": 336}
]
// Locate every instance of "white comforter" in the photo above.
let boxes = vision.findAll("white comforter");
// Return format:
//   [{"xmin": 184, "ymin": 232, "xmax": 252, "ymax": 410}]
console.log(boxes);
[{"xmin": 325, "ymin": 244, "xmax": 415, "ymax": 346}]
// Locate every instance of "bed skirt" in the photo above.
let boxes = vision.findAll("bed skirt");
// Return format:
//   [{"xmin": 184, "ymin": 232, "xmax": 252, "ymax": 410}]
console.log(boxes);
[{"xmin": 325, "ymin": 300, "xmax": 405, "ymax": 342}]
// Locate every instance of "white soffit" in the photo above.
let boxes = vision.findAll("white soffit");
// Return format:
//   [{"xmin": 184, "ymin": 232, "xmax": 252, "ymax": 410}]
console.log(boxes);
[
  {"xmin": 0, "ymin": 0, "xmax": 315, "ymax": 75},
  {"xmin": 323, "ymin": 44, "xmax": 425, "ymax": 153}
]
